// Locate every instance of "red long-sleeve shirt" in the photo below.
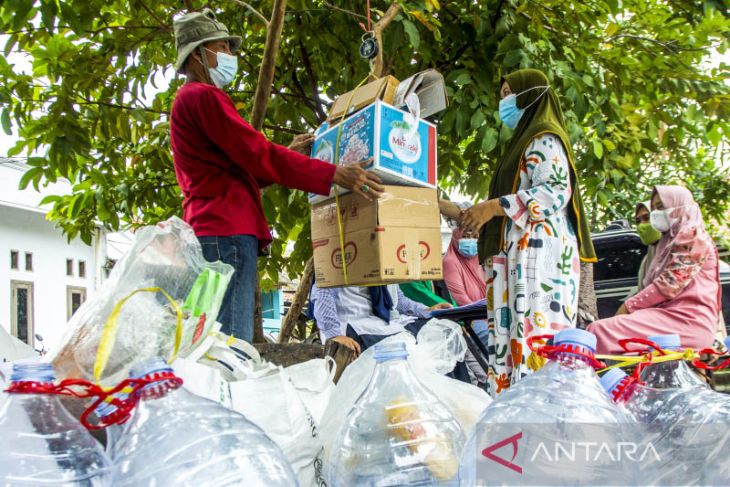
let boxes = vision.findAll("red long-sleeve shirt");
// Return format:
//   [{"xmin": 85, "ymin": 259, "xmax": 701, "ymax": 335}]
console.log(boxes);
[{"xmin": 170, "ymin": 82, "xmax": 336, "ymax": 246}]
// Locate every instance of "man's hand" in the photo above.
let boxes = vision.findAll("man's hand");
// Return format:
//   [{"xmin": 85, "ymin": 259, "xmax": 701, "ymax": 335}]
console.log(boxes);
[
  {"xmin": 615, "ymin": 303, "xmax": 629, "ymax": 316},
  {"xmin": 333, "ymin": 160, "xmax": 384, "ymax": 201},
  {"xmin": 331, "ymin": 335, "xmax": 361, "ymax": 357},
  {"xmin": 429, "ymin": 302, "xmax": 453, "ymax": 312},
  {"xmin": 288, "ymin": 133, "xmax": 315, "ymax": 155},
  {"xmin": 461, "ymin": 199, "xmax": 501, "ymax": 233}
]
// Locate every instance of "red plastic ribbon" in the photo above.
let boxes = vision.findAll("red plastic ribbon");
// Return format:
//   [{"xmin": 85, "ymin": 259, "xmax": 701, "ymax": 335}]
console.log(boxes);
[
  {"xmin": 5, "ymin": 371, "xmax": 183, "ymax": 430},
  {"xmin": 527, "ymin": 334, "xmax": 606, "ymax": 370},
  {"xmin": 691, "ymin": 348, "xmax": 730, "ymax": 372},
  {"xmin": 617, "ymin": 337, "xmax": 668, "ymax": 356}
]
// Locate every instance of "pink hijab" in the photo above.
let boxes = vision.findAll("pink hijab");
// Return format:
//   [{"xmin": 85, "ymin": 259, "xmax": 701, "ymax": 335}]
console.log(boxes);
[
  {"xmin": 443, "ymin": 228, "xmax": 486, "ymax": 306},
  {"xmin": 644, "ymin": 185, "xmax": 714, "ymax": 287}
]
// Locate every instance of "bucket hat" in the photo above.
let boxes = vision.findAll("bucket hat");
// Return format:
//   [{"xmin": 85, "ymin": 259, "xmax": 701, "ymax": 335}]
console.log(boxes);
[{"xmin": 174, "ymin": 8, "xmax": 242, "ymax": 73}]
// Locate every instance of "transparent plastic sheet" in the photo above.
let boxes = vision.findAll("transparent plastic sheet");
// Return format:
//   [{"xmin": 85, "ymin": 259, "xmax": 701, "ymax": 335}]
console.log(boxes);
[
  {"xmin": 51, "ymin": 217, "xmax": 233, "ymax": 387},
  {"xmin": 318, "ymin": 319, "xmax": 491, "ymax": 474}
]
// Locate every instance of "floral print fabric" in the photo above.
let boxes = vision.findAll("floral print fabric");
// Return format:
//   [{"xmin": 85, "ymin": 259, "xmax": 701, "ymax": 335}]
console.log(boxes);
[{"xmin": 485, "ymin": 133, "xmax": 580, "ymax": 397}]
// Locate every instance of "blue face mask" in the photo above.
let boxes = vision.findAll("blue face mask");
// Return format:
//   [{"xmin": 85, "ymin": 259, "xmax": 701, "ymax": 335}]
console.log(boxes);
[
  {"xmin": 206, "ymin": 49, "xmax": 238, "ymax": 88},
  {"xmin": 498, "ymin": 85, "xmax": 550, "ymax": 129},
  {"xmin": 458, "ymin": 238, "xmax": 478, "ymax": 258}
]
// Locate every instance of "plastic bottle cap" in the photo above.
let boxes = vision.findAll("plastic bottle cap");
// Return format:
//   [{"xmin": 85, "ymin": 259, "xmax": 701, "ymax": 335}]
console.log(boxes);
[
  {"xmin": 129, "ymin": 357, "xmax": 173, "ymax": 379},
  {"xmin": 94, "ymin": 400, "xmax": 119, "ymax": 419},
  {"xmin": 553, "ymin": 329, "xmax": 597, "ymax": 352},
  {"xmin": 599, "ymin": 368, "xmax": 628, "ymax": 395},
  {"xmin": 373, "ymin": 341, "xmax": 408, "ymax": 363},
  {"xmin": 10, "ymin": 362, "xmax": 56, "ymax": 383},
  {"xmin": 647, "ymin": 334, "xmax": 681, "ymax": 351}
]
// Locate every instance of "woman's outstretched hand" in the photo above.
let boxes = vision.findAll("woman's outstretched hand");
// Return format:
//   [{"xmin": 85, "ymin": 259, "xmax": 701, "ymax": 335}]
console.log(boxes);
[{"xmin": 462, "ymin": 199, "xmax": 502, "ymax": 233}]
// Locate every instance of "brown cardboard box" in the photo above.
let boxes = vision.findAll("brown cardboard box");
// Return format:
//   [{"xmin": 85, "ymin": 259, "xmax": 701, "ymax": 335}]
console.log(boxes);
[
  {"xmin": 311, "ymin": 186, "xmax": 442, "ymax": 288},
  {"xmin": 327, "ymin": 75, "xmax": 399, "ymax": 122}
]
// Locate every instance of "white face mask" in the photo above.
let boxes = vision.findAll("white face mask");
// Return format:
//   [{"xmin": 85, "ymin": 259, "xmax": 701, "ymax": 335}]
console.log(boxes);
[
  {"xmin": 650, "ymin": 208, "xmax": 672, "ymax": 233},
  {"xmin": 205, "ymin": 48, "xmax": 237, "ymax": 88}
]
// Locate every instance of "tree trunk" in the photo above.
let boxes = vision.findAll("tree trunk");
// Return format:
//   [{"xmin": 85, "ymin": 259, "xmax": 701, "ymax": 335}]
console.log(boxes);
[
  {"xmin": 247, "ymin": 0, "xmax": 288, "ymax": 343},
  {"xmin": 577, "ymin": 262, "xmax": 599, "ymax": 329},
  {"xmin": 249, "ymin": 0, "xmax": 288, "ymax": 131},
  {"xmin": 279, "ymin": 257, "xmax": 314, "ymax": 343}
]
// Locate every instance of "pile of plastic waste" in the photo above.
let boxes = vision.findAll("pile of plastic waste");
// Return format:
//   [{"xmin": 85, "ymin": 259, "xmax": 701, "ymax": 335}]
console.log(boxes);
[
  {"xmin": 600, "ymin": 334, "xmax": 730, "ymax": 486},
  {"xmin": 4, "ymin": 218, "xmax": 730, "ymax": 486}
]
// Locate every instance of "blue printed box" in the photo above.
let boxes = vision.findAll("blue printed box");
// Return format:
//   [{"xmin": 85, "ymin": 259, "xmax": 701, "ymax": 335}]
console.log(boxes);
[{"xmin": 309, "ymin": 101, "xmax": 437, "ymax": 203}]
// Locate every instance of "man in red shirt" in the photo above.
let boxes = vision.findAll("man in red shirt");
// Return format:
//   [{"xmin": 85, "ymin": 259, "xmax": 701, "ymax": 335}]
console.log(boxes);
[{"xmin": 171, "ymin": 9, "xmax": 382, "ymax": 342}]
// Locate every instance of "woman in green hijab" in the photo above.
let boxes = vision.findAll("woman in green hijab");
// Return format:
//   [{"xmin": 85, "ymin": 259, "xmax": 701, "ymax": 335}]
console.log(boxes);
[{"xmin": 461, "ymin": 68, "xmax": 596, "ymax": 397}]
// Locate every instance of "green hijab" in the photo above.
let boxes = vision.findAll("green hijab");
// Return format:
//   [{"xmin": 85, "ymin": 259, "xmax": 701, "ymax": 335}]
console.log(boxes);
[{"xmin": 478, "ymin": 68, "xmax": 597, "ymax": 263}]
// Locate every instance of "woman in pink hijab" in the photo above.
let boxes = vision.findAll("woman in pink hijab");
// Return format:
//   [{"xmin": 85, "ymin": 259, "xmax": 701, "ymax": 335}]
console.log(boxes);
[
  {"xmin": 443, "ymin": 228, "xmax": 487, "ymax": 306},
  {"xmin": 588, "ymin": 185, "xmax": 721, "ymax": 353}
]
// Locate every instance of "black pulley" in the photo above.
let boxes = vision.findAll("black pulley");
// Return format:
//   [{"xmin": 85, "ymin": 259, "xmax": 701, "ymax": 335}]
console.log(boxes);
[{"xmin": 359, "ymin": 32, "xmax": 378, "ymax": 60}]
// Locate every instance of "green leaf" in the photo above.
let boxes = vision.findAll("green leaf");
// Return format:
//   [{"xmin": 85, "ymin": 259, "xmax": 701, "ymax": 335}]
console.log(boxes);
[
  {"xmin": 593, "ymin": 140, "xmax": 604, "ymax": 159},
  {"xmin": 18, "ymin": 166, "xmax": 42, "ymax": 190},
  {"xmin": 504, "ymin": 49, "xmax": 522, "ymax": 67},
  {"xmin": 40, "ymin": 0, "xmax": 58, "ymax": 30},
  {"xmin": 1, "ymin": 109, "xmax": 11, "ymax": 135},
  {"xmin": 402, "ymin": 20, "xmax": 420, "ymax": 50},
  {"xmin": 602, "ymin": 139, "xmax": 616, "ymax": 151},
  {"xmin": 470, "ymin": 110, "xmax": 486, "ymax": 129},
  {"xmin": 39, "ymin": 194, "xmax": 61, "ymax": 206},
  {"xmin": 481, "ymin": 127, "xmax": 499, "ymax": 153}
]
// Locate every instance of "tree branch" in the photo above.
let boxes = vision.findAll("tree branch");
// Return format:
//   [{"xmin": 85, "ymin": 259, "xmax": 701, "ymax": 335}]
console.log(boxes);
[
  {"xmin": 183, "ymin": 0, "xmax": 195, "ymax": 11},
  {"xmin": 263, "ymin": 124, "xmax": 306, "ymax": 135},
  {"xmin": 250, "ymin": 0, "xmax": 288, "ymax": 131},
  {"xmin": 370, "ymin": 2, "xmax": 402, "ymax": 78},
  {"xmin": 320, "ymin": 1, "xmax": 368, "ymax": 21},
  {"xmin": 136, "ymin": 0, "xmax": 171, "ymax": 30},
  {"xmin": 298, "ymin": 35, "xmax": 327, "ymax": 122},
  {"xmin": 229, "ymin": 0, "xmax": 270, "ymax": 26},
  {"xmin": 290, "ymin": 69, "xmax": 320, "ymax": 115}
]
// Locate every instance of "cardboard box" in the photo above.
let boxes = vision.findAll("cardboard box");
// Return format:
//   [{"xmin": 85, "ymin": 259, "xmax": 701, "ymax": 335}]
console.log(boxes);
[
  {"xmin": 310, "ymin": 100, "xmax": 438, "ymax": 203},
  {"xmin": 394, "ymin": 69, "xmax": 448, "ymax": 119},
  {"xmin": 328, "ymin": 75, "xmax": 400, "ymax": 122},
  {"xmin": 311, "ymin": 186, "xmax": 442, "ymax": 288}
]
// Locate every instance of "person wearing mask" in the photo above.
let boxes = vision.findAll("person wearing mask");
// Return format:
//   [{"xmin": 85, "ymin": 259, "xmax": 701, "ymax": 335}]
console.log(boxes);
[
  {"xmin": 443, "ymin": 227, "xmax": 487, "ymax": 307},
  {"xmin": 588, "ymin": 185, "xmax": 721, "ymax": 353},
  {"xmin": 631, "ymin": 200, "xmax": 662, "ymax": 300},
  {"xmin": 460, "ymin": 69, "xmax": 597, "ymax": 397},
  {"xmin": 170, "ymin": 10, "xmax": 382, "ymax": 342}
]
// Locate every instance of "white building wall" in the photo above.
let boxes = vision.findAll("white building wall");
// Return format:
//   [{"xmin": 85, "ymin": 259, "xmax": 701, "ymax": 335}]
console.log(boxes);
[{"xmin": 0, "ymin": 161, "xmax": 105, "ymax": 353}]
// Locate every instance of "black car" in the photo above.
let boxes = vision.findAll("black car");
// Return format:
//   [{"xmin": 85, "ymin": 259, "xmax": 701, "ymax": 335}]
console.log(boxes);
[{"xmin": 592, "ymin": 228, "xmax": 730, "ymax": 332}]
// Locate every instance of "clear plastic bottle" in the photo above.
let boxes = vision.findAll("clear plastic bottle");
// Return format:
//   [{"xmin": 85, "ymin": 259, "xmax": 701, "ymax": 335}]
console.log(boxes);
[
  {"xmin": 602, "ymin": 353, "xmax": 730, "ymax": 485},
  {"xmin": 640, "ymin": 334, "xmax": 707, "ymax": 389},
  {"xmin": 325, "ymin": 341, "xmax": 465, "ymax": 486},
  {"xmin": 0, "ymin": 362, "xmax": 112, "ymax": 485},
  {"xmin": 94, "ymin": 397, "xmax": 126, "ymax": 461},
  {"xmin": 111, "ymin": 357, "xmax": 297, "ymax": 487},
  {"xmin": 459, "ymin": 329, "xmax": 637, "ymax": 486}
]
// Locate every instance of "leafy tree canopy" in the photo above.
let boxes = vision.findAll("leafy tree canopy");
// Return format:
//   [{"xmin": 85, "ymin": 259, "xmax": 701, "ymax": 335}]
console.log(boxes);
[{"xmin": 0, "ymin": 0, "xmax": 728, "ymax": 289}]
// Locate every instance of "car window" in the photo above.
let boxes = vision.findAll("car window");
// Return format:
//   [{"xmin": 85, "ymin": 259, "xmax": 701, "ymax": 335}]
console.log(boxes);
[{"xmin": 594, "ymin": 239, "xmax": 647, "ymax": 282}]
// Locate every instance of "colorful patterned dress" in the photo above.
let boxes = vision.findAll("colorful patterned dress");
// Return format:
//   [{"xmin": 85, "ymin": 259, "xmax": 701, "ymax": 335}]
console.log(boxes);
[{"xmin": 485, "ymin": 133, "xmax": 580, "ymax": 397}]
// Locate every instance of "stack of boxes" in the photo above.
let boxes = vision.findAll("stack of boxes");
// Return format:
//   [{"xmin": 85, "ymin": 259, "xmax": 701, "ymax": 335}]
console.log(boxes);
[{"xmin": 309, "ymin": 70, "xmax": 449, "ymax": 288}]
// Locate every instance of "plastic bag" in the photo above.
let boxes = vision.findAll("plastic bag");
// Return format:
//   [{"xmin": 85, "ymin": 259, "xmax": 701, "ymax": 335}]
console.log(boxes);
[{"xmin": 51, "ymin": 217, "xmax": 233, "ymax": 387}]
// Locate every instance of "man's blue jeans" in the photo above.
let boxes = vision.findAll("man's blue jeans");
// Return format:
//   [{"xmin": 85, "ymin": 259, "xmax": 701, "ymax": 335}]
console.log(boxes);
[{"xmin": 198, "ymin": 235, "xmax": 258, "ymax": 342}]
